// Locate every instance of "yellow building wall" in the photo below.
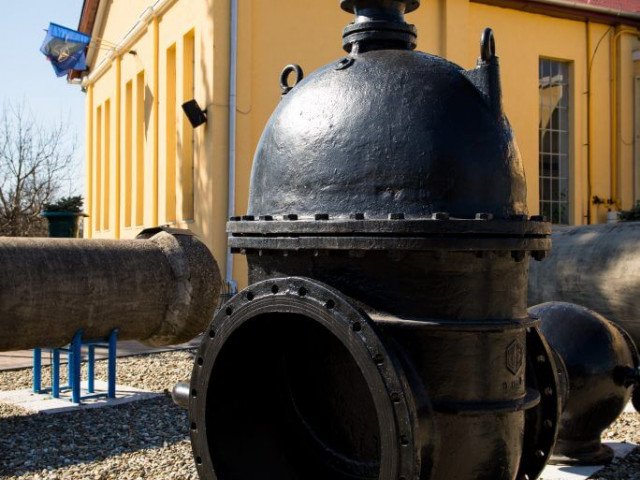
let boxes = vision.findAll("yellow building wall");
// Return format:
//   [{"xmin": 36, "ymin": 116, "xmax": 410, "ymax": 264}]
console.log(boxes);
[
  {"xmin": 116, "ymin": 18, "xmax": 154, "ymax": 237},
  {"xmin": 85, "ymin": 0, "xmax": 230, "ymax": 278},
  {"xmin": 468, "ymin": 4, "xmax": 612, "ymax": 225},
  {"xmin": 236, "ymin": 0, "xmax": 637, "ymax": 228},
  {"xmin": 92, "ymin": 0, "xmax": 160, "ymax": 67},
  {"xmin": 84, "ymin": 0, "xmax": 639, "ymax": 288},
  {"xmin": 619, "ymin": 30, "xmax": 638, "ymax": 208}
]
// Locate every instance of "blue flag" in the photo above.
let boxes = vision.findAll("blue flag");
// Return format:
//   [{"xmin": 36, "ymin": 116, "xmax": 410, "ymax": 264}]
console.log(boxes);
[{"xmin": 40, "ymin": 23, "xmax": 91, "ymax": 77}]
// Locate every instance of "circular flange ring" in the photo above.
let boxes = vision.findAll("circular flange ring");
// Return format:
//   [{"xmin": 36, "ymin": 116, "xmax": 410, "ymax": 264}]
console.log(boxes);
[
  {"xmin": 517, "ymin": 326, "xmax": 561, "ymax": 480},
  {"xmin": 188, "ymin": 276, "xmax": 428, "ymax": 480}
]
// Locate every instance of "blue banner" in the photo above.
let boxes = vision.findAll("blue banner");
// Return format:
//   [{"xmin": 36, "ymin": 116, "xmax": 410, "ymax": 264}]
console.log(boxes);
[{"xmin": 40, "ymin": 23, "xmax": 91, "ymax": 77}]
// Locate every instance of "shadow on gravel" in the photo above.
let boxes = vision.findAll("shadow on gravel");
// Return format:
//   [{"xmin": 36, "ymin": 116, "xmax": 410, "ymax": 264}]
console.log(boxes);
[
  {"xmin": 0, "ymin": 395, "xmax": 189, "ymax": 477},
  {"xmin": 590, "ymin": 447, "xmax": 640, "ymax": 480}
]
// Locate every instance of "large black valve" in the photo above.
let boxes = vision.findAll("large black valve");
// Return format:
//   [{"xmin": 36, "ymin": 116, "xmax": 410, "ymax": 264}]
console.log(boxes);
[{"xmin": 186, "ymin": 1, "xmax": 560, "ymax": 479}]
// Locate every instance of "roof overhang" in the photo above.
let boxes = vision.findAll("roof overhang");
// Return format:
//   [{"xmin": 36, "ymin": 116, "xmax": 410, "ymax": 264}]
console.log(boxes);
[
  {"xmin": 68, "ymin": 0, "xmax": 101, "ymax": 82},
  {"xmin": 471, "ymin": 0, "xmax": 640, "ymax": 27},
  {"xmin": 68, "ymin": 0, "xmax": 639, "ymax": 83},
  {"xmin": 78, "ymin": 0, "xmax": 101, "ymax": 35}
]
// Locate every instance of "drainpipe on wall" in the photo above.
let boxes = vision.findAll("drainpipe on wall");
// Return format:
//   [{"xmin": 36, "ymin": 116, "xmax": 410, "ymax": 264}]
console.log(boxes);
[
  {"xmin": 226, "ymin": 0, "xmax": 238, "ymax": 295},
  {"xmin": 586, "ymin": 21, "xmax": 594, "ymax": 224},
  {"xmin": 634, "ymin": 50, "xmax": 640, "ymax": 202}
]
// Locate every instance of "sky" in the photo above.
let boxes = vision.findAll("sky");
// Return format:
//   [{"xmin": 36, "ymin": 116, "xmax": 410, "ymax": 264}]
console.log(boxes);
[{"xmin": 0, "ymin": 1, "xmax": 86, "ymax": 195}]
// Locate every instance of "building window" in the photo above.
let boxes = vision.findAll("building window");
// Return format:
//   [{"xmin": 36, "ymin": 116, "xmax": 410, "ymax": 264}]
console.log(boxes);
[{"xmin": 539, "ymin": 59, "xmax": 570, "ymax": 224}]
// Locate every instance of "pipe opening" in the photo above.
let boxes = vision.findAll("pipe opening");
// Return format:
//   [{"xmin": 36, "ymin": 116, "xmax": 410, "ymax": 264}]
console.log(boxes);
[{"xmin": 206, "ymin": 313, "xmax": 382, "ymax": 479}]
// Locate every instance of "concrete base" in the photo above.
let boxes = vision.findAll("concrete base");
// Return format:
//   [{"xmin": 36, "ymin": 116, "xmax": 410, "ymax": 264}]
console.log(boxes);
[
  {"xmin": 0, "ymin": 380, "xmax": 159, "ymax": 414},
  {"xmin": 539, "ymin": 442, "xmax": 636, "ymax": 480}
]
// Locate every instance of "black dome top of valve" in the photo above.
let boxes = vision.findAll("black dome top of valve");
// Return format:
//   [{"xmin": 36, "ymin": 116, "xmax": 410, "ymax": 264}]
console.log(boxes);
[{"xmin": 247, "ymin": 0, "xmax": 528, "ymax": 220}]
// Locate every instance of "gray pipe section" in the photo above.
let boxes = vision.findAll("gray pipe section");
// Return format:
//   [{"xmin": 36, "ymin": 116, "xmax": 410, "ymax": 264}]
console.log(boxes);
[
  {"xmin": 0, "ymin": 229, "xmax": 221, "ymax": 352},
  {"xmin": 529, "ymin": 222, "xmax": 640, "ymax": 347}
]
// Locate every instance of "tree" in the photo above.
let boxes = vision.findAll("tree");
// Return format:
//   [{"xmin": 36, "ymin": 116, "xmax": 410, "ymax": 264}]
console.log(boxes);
[{"xmin": 0, "ymin": 102, "xmax": 78, "ymax": 236}]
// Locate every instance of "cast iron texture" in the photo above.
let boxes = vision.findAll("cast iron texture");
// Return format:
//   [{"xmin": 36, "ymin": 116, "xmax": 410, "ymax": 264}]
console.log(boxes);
[
  {"xmin": 190, "ymin": 277, "xmax": 432, "ymax": 480},
  {"xmin": 191, "ymin": 278, "xmax": 559, "ymax": 480},
  {"xmin": 530, "ymin": 302, "xmax": 639, "ymax": 466},
  {"xmin": 189, "ymin": 1, "xmax": 558, "ymax": 479},
  {"xmin": 248, "ymin": 7, "xmax": 526, "ymax": 220}
]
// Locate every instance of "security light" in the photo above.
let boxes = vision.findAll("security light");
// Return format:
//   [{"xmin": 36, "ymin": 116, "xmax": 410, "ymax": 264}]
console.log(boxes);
[{"xmin": 182, "ymin": 99, "xmax": 207, "ymax": 128}]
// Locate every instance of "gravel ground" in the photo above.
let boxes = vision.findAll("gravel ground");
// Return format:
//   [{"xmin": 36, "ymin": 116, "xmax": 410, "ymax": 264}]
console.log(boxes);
[
  {"xmin": 1, "ymin": 350, "xmax": 639, "ymax": 479},
  {"xmin": 0, "ymin": 351, "xmax": 197, "ymax": 480},
  {"xmin": 593, "ymin": 413, "xmax": 640, "ymax": 480}
]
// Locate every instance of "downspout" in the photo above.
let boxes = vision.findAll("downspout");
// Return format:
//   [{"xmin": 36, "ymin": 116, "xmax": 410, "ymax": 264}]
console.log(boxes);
[
  {"xmin": 586, "ymin": 21, "xmax": 594, "ymax": 224},
  {"xmin": 226, "ymin": 0, "xmax": 238, "ymax": 293},
  {"xmin": 635, "ymin": 50, "xmax": 640, "ymax": 202},
  {"xmin": 611, "ymin": 26, "xmax": 618, "ymax": 208}
]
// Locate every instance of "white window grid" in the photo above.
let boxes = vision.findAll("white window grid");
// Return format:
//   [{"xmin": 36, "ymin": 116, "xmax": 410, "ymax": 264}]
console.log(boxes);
[{"xmin": 539, "ymin": 59, "xmax": 570, "ymax": 224}]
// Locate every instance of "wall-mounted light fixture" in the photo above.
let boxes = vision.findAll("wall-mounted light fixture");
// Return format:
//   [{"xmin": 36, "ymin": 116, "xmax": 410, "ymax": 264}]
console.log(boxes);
[{"xmin": 182, "ymin": 99, "xmax": 207, "ymax": 128}]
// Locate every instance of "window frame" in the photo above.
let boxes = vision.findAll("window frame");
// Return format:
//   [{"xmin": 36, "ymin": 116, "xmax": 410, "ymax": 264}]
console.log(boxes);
[{"xmin": 539, "ymin": 58, "xmax": 572, "ymax": 225}]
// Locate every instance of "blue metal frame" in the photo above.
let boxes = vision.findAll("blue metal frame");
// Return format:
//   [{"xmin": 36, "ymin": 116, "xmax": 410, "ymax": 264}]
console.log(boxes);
[
  {"xmin": 87, "ymin": 345, "xmax": 95, "ymax": 393},
  {"xmin": 32, "ymin": 348, "xmax": 41, "ymax": 393},
  {"xmin": 32, "ymin": 329, "xmax": 119, "ymax": 404},
  {"xmin": 69, "ymin": 330, "xmax": 82, "ymax": 403},
  {"xmin": 52, "ymin": 348, "xmax": 61, "ymax": 398},
  {"xmin": 107, "ymin": 330, "xmax": 117, "ymax": 398}
]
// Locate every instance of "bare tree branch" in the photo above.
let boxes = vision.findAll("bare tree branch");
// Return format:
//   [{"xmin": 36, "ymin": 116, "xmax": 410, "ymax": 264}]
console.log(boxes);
[{"xmin": 0, "ymin": 101, "xmax": 78, "ymax": 237}]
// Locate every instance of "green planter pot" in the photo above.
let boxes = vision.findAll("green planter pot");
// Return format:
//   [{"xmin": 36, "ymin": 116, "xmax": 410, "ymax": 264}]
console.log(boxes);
[{"xmin": 41, "ymin": 211, "xmax": 88, "ymax": 238}]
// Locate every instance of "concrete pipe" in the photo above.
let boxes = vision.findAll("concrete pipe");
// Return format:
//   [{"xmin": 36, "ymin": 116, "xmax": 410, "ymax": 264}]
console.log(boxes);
[
  {"xmin": 528, "ymin": 222, "xmax": 640, "ymax": 348},
  {"xmin": 0, "ymin": 227, "xmax": 221, "ymax": 352}
]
